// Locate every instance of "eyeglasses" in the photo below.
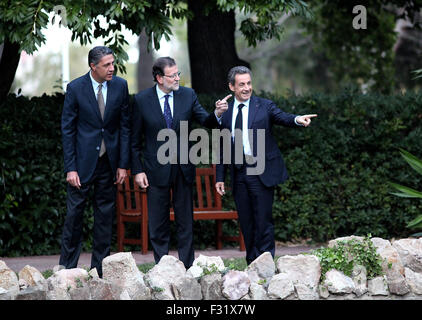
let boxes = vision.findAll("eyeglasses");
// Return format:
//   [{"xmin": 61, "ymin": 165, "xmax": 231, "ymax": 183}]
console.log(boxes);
[{"xmin": 163, "ymin": 72, "xmax": 181, "ymax": 79}]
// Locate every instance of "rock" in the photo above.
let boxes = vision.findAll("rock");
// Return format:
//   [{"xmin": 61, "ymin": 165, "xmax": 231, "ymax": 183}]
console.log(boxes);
[
  {"xmin": 247, "ymin": 252, "xmax": 275, "ymax": 282},
  {"xmin": 267, "ymin": 273, "xmax": 294, "ymax": 299},
  {"xmin": 371, "ymin": 237, "xmax": 410, "ymax": 295},
  {"xmin": 276, "ymin": 254, "xmax": 321, "ymax": 299},
  {"xmin": 0, "ymin": 287, "xmax": 12, "ymax": 300},
  {"xmin": 200, "ymin": 273, "xmax": 224, "ymax": 300},
  {"xmin": 249, "ymin": 283, "xmax": 268, "ymax": 300},
  {"xmin": 46, "ymin": 268, "xmax": 89, "ymax": 300},
  {"xmin": 191, "ymin": 254, "xmax": 225, "ymax": 274},
  {"xmin": 393, "ymin": 238, "xmax": 422, "ymax": 273},
  {"xmin": 368, "ymin": 276, "xmax": 389, "ymax": 296},
  {"xmin": 53, "ymin": 265, "xmax": 65, "ymax": 273},
  {"xmin": 318, "ymin": 284, "xmax": 330, "ymax": 299},
  {"xmin": 0, "ymin": 261, "xmax": 19, "ymax": 299},
  {"xmin": 102, "ymin": 252, "xmax": 151, "ymax": 300},
  {"xmin": 88, "ymin": 268, "xmax": 99, "ymax": 280},
  {"xmin": 352, "ymin": 265, "xmax": 368, "ymax": 297},
  {"xmin": 222, "ymin": 270, "xmax": 250, "ymax": 300},
  {"xmin": 145, "ymin": 255, "xmax": 201, "ymax": 300},
  {"xmin": 323, "ymin": 269, "xmax": 355, "ymax": 294},
  {"xmin": 18, "ymin": 265, "xmax": 48, "ymax": 290},
  {"xmin": 69, "ymin": 285, "xmax": 91, "ymax": 300},
  {"xmin": 171, "ymin": 277, "xmax": 203, "ymax": 300},
  {"xmin": 404, "ymin": 267, "xmax": 422, "ymax": 295},
  {"xmin": 187, "ymin": 265, "xmax": 203, "ymax": 279},
  {"xmin": 328, "ymin": 235, "xmax": 365, "ymax": 248},
  {"xmin": 19, "ymin": 278, "xmax": 29, "ymax": 290},
  {"xmin": 87, "ymin": 278, "xmax": 125, "ymax": 300},
  {"xmin": 15, "ymin": 286, "xmax": 47, "ymax": 300}
]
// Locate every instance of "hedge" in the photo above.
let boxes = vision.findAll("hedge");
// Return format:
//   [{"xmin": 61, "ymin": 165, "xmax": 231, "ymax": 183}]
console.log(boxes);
[{"xmin": 0, "ymin": 88, "xmax": 421, "ymax": 257}]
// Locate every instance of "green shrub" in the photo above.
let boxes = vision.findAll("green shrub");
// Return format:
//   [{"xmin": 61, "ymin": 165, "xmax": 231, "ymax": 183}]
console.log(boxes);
[
  {"xmin": 1, "ymin": 89, "xmax": 422, "ymax": 256},
  {"xmin": 312, "ymin": 235, "xmax": 384, "ymax": 280},
  {"xmin": 389, "ymin": 148, "xmax": 422, "ymax": 237}
]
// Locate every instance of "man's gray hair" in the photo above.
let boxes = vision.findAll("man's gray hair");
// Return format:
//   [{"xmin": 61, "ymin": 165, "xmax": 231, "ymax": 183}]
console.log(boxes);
[
  {"xmin": 88, "ymin": 46, "xmax": 114, "ymax": 68},
  {"xmin": 227, "ymin": 66, "xmax": 252, "ymax": 85}
]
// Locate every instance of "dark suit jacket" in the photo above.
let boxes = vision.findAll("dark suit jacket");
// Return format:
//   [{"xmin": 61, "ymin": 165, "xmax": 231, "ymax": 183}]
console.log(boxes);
[
  {"xmin": 131, "ymin": 85, "xmax": 219, "ymax": 186},
  {"xmin": 61, "ymin": 72, "xmax": 130, "ymax": 184},
  {"xmin": 216, "ymin": 95, "xmax": 298, "ymax": 188}
]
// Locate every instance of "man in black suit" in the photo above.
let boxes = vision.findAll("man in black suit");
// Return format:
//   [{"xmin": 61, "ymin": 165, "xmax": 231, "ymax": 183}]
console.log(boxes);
[
  {"xmin": 60, "ymin": 46, "xmax": 130, "ymax": 277},
  {"xmin": 215, "ymin": 66, "xmax": 317, "ymax": 265},
  {"xmin": 131, "ymin": 57, "xmax": 229, "ymax": 268}
]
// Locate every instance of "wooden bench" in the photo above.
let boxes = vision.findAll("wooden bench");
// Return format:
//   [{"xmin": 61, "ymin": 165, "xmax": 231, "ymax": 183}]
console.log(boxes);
[{"xmin": 116, "ymin": 165, "xmax": 245, "ymax": 254}]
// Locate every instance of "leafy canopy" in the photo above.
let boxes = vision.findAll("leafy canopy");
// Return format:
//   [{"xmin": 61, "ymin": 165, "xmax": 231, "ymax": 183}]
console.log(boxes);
[{"xmin": 0, "ymin": 0, "xmax": 311, "ymax": 73}]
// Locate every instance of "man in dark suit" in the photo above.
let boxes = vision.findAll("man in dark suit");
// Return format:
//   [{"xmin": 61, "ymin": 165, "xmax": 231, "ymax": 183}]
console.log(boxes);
[
  {"xmin": 131, "ymin": 57, "xmax": 229, "ymax": 268},
  {"xmin": 215, "ymin": 66, "xmax": 317, "ymax": 265},
  {"xmin": 60, "ymin": 46, "xmax": 130, "ymax": 277}
]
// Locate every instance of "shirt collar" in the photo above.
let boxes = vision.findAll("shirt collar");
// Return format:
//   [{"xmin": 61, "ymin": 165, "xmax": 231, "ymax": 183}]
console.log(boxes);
[
  {"xmin": 234, "ymin": 98, "xmax": 250, "ymax": 110},
  {"xmin": 89, "ymin": 71, "xmax": 107, "ymax": 90},
  {"xmin": 156, "ymin": 85, "xmax": 173, "ymax": 100}
]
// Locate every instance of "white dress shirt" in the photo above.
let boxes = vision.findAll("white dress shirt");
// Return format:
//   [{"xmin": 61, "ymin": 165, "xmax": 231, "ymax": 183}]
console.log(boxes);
[
  {"xmin": 156, "ymin": 85, "xmax": 174, "ymax": 116},
  {"xmin": 231, "ymin": 98, "xmax": 252, "ymax": 156},
  {"xmin": 90, "ymin": 71, "xmax": 107, "ymax": 106}
]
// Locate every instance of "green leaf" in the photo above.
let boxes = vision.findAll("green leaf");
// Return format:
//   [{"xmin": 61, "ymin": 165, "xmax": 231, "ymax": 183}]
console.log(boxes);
[
  {"xmin": 407, "ymin": 215, "xmax": 422, "ymax": 229},
  {"xmin": 389, "ymin": 182, "xmax": 422, "ymax": 199},
  {"xmin": 399, "ymin": 148, "xmax": 422, "ymax": 176}
]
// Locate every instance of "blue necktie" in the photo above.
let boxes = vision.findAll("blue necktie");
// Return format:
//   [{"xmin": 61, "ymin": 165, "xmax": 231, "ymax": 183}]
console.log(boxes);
[{"xmin": 164, "ymin": 94, "xmax": 173, "ymax": 128}]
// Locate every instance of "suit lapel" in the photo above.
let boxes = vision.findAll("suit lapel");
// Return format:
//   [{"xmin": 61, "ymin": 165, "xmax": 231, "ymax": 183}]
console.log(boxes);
[
  {"xmin": 225, "ymin": 101, "xmax": 234, "ymax": 130},
  {"xmin": 172, "ymin": 89, "xmax": 181, "ymax": 131},
  {"xmin": 248, "ymin": 95, "xmax": 258, "ymax": 129},
  {"xmin": 83, "ymin": 72, "xmax": 102, "ymax": 122},
  {"xmin": 103, "ymin": 77, "xmax": 113, "ymax": 122},
  {"xmin": 150, "ymin": 86, "xmax": 168, "ymax": 128}
]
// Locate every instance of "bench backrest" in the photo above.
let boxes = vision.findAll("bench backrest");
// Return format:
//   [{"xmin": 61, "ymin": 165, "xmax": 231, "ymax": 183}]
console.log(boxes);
[
  {"xmin": 116, "ymin": 172, "xmax": 147, "ymax": 216},
  {"xmin": 117, "ymin": 165, "xmax": 223, "ymax": 213},
  {"xmin": 191, "ymin": 165, "xmax": 222, "ymax": 212}
]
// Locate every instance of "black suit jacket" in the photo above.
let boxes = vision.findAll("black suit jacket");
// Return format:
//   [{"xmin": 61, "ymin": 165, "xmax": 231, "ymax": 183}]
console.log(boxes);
[
  {"xmin": 61, "ymin": 72, "xmax": 130, "ymax": 184},
  {"xmin": 131, "ymin": 85, "xmax": 219, "ymax": 186},
  {"xmin": 216, "ymin": 95, "xmax": 298, "ymax": 187}
]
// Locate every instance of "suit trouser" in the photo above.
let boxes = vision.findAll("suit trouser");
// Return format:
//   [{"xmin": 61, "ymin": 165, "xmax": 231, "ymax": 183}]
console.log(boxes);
[
  {"xmin": 233, "ymin": 165, "xmax": 275, "ymax": 265},
  {"xmin": 147, "ymin": 165, "xmax": 194, "ymax": 268},
  {"xmin": 59, "ymin": 154, "xmax": 115, "ymax": 276}
]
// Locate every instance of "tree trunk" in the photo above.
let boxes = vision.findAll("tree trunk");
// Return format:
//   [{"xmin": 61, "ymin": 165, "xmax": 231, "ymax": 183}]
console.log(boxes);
[
  {"xmin": 137, "ymin": 30, "xmax": 155, "ymax": 92},
  {"xmin": 187, "ymin": 0, "xmax": 249, "ymax": 95},
  {"xmin": 0, "ymin": 39, "xmax": 21, "ymax": 103}
]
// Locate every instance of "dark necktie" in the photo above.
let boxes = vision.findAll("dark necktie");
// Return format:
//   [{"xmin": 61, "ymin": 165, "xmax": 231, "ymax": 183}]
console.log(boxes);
[
  {"xmin": 163, "ymin": 94, "xmax": 173, "ymax": 128},
  {"xmin": 97, "ymin": 83, "xmax": 106, "ymax": 157},
  {"xmin": 234, "ymin": 103, "xmax": 245, "ymax": 169}
]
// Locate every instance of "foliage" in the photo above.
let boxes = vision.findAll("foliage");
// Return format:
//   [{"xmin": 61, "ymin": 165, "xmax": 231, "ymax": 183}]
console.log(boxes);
[
  {"xmin": 138, "ymin": 262, "xmax": 156, "ymax": 274},
  {"xmin": 312, "ymin": 235, "xmax": 384, "ymax": 281},
  {"xmin": 0, "ymin": 0, "xmax": 310, "ymax": 76},
  {"xmin": 0, "ymin": 93, "xmax": 68, "ymax": 256},
  {"xmin": 301, "ymin": 0, "xmax": 398, "ymax": 93},
  {"xmin": 0, "ymin": 0, "xmax": 184, "ymax": 74},
  {"xmin": 223, "ymin": 257, "xmax": 248, "ymax": 272},
  {"xmin": 1, "ymin": 89, "xmax": 422, "ymax": 256},
  {"xmin": 217, "ymin": 0, "xmax": 312, "ymax": 47},
  {"xmin": 389, "ymin": 148, "xmax": 422, "ymax": 236}
]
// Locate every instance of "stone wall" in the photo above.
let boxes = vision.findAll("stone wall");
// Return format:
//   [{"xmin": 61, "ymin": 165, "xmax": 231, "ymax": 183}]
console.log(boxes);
[{"xmin": 1, "ymin": 236, "xmax": 421, "ymax": 300}]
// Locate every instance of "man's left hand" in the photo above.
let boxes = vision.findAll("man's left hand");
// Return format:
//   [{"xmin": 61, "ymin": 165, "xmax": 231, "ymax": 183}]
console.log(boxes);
[
  {"xmin": 215, "ymin": 94, "xmax": 232, "ymax": 117},
  {"xmin": 115, "ymin": 168, "xmax": 127, "ymax": 184},
  {"xmin": 296, "ymin": 114, "xmax": 318, "ymax": 127}
]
